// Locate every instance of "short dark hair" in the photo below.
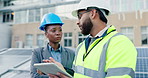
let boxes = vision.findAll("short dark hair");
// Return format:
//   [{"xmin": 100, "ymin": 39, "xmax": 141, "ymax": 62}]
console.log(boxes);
[
  {"xmin": 44, "ymin": 25, "xmax": 49, "ymax": 32},
  {"xmin": 44, "ymin": 24, "xmax": 61, "ymax": 32},
  {"xmin": 87, "ymin": 7, "xmax": 108, "ymax": 24}
]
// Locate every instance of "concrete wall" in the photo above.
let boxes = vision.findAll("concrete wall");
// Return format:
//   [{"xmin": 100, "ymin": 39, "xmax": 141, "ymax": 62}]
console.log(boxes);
[
  {"xmin": 0, "ymin": 23, "xmax": 12, "ymax": 49},
  {"xmin": 0, "ymin": 12, "xmax": 3, "ymax": 23},
  {"xmin": 11, "ymin": 22, "xmax": 42, "ymax": 48},
  {"xmin": 11, "ymin": 19, "xmax": 78, "ymax": 48},
  {"xmin": 0, "ymin": 1, "xmax": 3, "ymax": 8}
]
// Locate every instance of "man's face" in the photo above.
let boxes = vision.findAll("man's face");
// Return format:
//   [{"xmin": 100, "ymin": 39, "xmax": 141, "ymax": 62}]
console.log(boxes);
[
  {"xmin": 80, "ymin": 17, "xmax": 93, "ymax": 35},
  {"xmin": 77, "ymin": 10, "xmax": 93, "ymax": 35},
  {"xmin": 45, "ymin": 25, "xmax": 62, "ymax": 43}
]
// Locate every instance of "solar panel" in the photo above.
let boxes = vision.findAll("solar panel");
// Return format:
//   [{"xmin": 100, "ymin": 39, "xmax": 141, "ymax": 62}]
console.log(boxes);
[
  {"xmin": 1, "ymin": 61, "xmax": 31, "ymax": 78},
  {"xmin": 1, "ymin": 48, "xmax": 32, "ymax": 55},
  {"xmin": 135, "ymin": 48, "xmax": 148, "ymax": 78},
  {"xmin": 1, "ymin": 48, "xmax": 148, "ymax": 78},
  {"xmin": 0, "ymin": 48, "xmax": 32, "ymax": 75}
]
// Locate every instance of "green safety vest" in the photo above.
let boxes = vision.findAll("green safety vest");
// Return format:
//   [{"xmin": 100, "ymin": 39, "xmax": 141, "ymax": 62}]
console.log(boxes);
[{"xmin": 73, "ymin": 26, "xmax": 137, "ymax": 78}]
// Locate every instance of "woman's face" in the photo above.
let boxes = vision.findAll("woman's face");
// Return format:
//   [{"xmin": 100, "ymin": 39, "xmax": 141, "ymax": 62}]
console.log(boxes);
[{"xmin": 45, "ymin": 25, "xmax": 62, "ymax": 44}]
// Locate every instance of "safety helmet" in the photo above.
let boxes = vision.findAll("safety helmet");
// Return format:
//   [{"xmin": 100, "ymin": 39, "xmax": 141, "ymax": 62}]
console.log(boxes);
[
  {"xmin": 72, "ymin": 0, "xmax": 110, "ymax": 17},
  {"xmin": 39, "ymin": 13, "xmax": 64, "ymax": 31}
]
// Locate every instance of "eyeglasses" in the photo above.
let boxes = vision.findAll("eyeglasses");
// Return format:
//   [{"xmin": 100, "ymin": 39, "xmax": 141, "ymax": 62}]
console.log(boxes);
[{"xmin": 77, "ymin": 10, "xmax": 91, "ymax": 19}]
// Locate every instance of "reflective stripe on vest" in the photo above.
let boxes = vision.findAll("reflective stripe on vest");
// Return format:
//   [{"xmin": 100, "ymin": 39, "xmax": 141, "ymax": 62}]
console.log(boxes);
[
  {"xmin": 75, "ymin": 65, "xmax": 135, "ymax": 78},
  {"xmin": 75, "ymin": 33, "xmax": 135, "ymax": 78},
  {"xmin": 73, "ymin": 43, "xmax": 84, "ymax": 69},
  {"xmin": 106, "ymin": 67, "xmax": 135, "ymax": 78}
]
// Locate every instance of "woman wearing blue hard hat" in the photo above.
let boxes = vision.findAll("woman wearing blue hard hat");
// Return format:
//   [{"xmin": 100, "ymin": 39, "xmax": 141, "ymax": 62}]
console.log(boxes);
[{"xmin": 30, "ymin": 13, "xmax": 75, "ymax": 78}]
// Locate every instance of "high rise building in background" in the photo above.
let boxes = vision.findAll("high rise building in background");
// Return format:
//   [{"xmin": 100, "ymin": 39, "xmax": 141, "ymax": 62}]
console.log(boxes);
[
  {"xmin": 0, "ymin": 0, "xmax": 148, "ymax": 78},
  {"xmin": 0, "ymin": 0, "xmax": 79, "ymax": 49},
  {"xmin": 0, "ymin": 0, "xmax": 80, "ymax": 48},
  {"xmin": 110, "ymin": 0, "xmax": 148, "ymax": 13},
  {"xmin": 0, "ymin": 0, "xmax": 148, "ymax": 48}
]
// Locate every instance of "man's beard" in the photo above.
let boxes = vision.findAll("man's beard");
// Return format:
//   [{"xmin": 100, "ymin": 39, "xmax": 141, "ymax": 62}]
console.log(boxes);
[{"xmin": 80, "ymin": 17, "xmax": 93, "ymax": 35}]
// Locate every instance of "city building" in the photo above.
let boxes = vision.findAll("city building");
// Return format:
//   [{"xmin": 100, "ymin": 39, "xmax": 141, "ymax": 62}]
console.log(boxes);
[
  {"xmin": 0, "ymin": 0, "xmax": 148, "ymax": 78},
  {"xmin": 11, "ymin": 10, "xmax": 148, "ymax": 48},
  {"xmin": 1, "ymin": 0, "xmax": 148, "ymax": 49},
  {"xmin": 110, "ymin": 0, "xmax": 148, "ymax": 13},
  {"xmin": 0, "ymin": 0, "xmax": 80, "ymax": 49},
  {"xmin": 0, "ymin": 0, "xmax": 14, "ymax": 49},
  {"xmin": 107, "ymin": 10, "xmax": 148, "ymax": 47}
]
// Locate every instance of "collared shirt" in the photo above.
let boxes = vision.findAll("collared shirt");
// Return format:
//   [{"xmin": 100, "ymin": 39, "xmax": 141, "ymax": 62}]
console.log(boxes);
[
  {"xmin": 89, "ymin": 25, "xmax": 110, "ymax": 38},
  {"xmin": 87, "ymin": 25, "xmax": 110, "ymax": 47},
  {"xmin": 48, "ymin": 44, "xmax": 62, "ymax": 63}
]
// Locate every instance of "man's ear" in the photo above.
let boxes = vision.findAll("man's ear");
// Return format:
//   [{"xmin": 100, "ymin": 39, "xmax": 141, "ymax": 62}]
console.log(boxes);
[{"xmin": 89, "ymin": 9, "xmax": 97, "ymax": 19}]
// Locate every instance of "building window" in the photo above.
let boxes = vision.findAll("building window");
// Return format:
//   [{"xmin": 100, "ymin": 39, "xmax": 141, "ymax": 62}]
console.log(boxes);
[
  {"xmin": 2, "ymin": 12, "xmax": 14, "ymax": 23},
  {"xmin": 14, "ymin": 10, "xmax": 27, "ymax": 24},
  {"xmin": 78, "ymin": 32, "xmax": 87, "ymax": 44},
  {"xmin": 36, "ymin": 9, "xmax": 40, "ymax": 21},
  {"xmin": 121, "ymin": 27, "xmax": 134, "ymax": 42},
  {"xmin": 28, "ymin": 10, "xmax": 34, "ymax": 22},
  {"xmin": 110, "ymin": 0, "xmax": 120, "ymax": 13},
  {"xmin": 28, "ymin": 9, "xmax": 40, "ymax": 22},
  {"xmin": 42, "ymin": 7, "xmax": 55, "ymax": 17},
  {"xmin": 146, "ymin": 0, "xmax": 148, "ymax": 9},
  {"xmin": 37, "ymin": 34, "xmax": 44, "ymax": 47},
  {"xmin": 141, "ymin": 26, "xmax": 148, "ymax": 45},
  {"xmin": 121, "ymin": 0, "xmax": 129, "ymax": 12},
  {"xmin": 3, "ymin": 1, "xmax": 13, "ymax": 6},
  {"xmin": 64, "ymin": 32, "xmax": 72, "ymax": 47},
  {"xmin": 42, "ymin": 8, "xmax": 49, "ymax": 16},
  {"xmin": 25, "ymin": 34, "xmax": 33, "ymax": 48},
  {"xmin": 135, "ymin": 0, "xmax": 144, "ymax": 10}
]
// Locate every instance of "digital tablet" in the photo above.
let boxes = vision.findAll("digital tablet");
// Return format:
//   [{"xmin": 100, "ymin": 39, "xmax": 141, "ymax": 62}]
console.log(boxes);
[{"xmin": 34, "ymin": 63, "xmax": 72, "ymax": 78}]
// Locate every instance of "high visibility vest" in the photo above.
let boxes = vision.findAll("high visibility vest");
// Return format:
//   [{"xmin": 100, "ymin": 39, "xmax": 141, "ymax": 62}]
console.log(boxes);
[{"xmin": 73, "ymin": 26, "xmax": 137, "ymax": 78}]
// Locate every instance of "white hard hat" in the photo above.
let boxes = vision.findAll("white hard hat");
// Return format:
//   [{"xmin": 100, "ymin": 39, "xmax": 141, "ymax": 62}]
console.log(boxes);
[{"xmin": 72, "ymin": 0, "xmax": 110, "ymax": 17}]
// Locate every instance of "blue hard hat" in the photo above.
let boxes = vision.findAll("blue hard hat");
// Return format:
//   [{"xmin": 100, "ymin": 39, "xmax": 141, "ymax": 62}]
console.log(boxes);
[{"xmin": 39, "ymin": 13, "xmax": 64, "ymax": 31}]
